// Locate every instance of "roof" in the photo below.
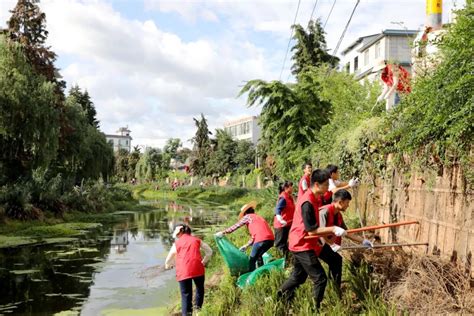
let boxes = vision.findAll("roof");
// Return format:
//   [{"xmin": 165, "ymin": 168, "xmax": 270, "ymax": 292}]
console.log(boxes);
[
  {"xmin": 224, "ymin": 116, "xmax": 258, "ymax": 127},
  {"xmin": 341, "ymin": 33, "xmax": 379, "ymax": 55},
  {"xmin": 342, "ymin": 29, "xmax": 418, "ymax": 55},
  {"xmin": 105, "ymin": 134, "xmax": 133, "ymax": 140}
]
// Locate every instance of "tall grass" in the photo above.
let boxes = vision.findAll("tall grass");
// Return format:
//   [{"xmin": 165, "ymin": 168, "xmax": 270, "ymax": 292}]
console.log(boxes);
[{"xmin": 144, "ymin": 185, "xmax": 397, "ymax": 315}]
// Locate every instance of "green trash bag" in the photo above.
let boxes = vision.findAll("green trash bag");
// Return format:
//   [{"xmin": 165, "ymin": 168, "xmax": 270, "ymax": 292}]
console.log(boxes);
[
  {"xmin": 236, "ymin": 258, "xmax": 285, "ymax": 289},
  {"xmin": 214, "ymin": 236, "xmax": 249, "ymax": 276},
  {"xmin": 262, "ymin": 252, "xmax": 273, "ymax": 265}
]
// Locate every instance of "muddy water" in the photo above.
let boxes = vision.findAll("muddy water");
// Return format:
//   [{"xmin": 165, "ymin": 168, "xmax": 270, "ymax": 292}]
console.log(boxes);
[{"xmin": 0, "ymin": 200, "xmax": 230, "ymax": 315}]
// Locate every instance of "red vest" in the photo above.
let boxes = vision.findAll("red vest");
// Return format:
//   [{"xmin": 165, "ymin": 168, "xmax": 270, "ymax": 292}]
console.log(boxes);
[
  {"xmin": 298, "ymin": 174, "xmax": 310, "ymax": 200},
  {"xmin": 274, "ymin": 191, "xmax": 296, "ymax": 228},
  {"xmin": 247, "ymin": 214, "xmax": 274, "ymax": 243},
  {"xmin": 381, "ymin": 64, "xmax": 411, "ymax": 93},
  {"xmin": 175, "ymin": 234, "xmax": 205, "ymax": 281},
  {"xmin": 322, "ymin": 191, "xmax": 333, "ymax": 205},
  {"xmin": 288, "ymin": 190, "xmax": 323, "ymax": 255},
  {"xmin": 322, "ymin": 204, "xmax": 344, "ymax": 246}
]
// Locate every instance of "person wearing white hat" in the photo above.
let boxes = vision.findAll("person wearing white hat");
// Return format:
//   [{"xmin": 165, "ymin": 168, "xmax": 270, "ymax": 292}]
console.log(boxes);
[
  {"xmin": 215, "ymin": 201, "xmax": 274, "ymax": 271},
  {"xmin": 165, "ymin": 224, "xmax": 212, "ymax": 316}
]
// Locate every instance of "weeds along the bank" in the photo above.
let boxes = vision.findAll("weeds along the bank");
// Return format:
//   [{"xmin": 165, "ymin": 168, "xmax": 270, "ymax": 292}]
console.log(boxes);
[{"xmin": 147, "ymin": 186, "xmax": 396, "ymax": 315}]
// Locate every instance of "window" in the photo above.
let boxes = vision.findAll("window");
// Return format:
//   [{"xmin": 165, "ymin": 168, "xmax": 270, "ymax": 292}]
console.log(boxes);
[
  {"xmin": 364, "ymin": 50, "xmax": 369, "ymax": 66},
  {"xmin": 354, "ymin": 56, "xmax": 359, "ymax": 71},
  {"xmin": 345, "ymin": 63, "xmax": 350, "ymax": 73},
  {"xmin": 125, "ymin": 140, "xmax": 128, "ymax": 145},
  {"xmin": 375, "ymin": 41, "xmax": 381, "ymax": 59}
]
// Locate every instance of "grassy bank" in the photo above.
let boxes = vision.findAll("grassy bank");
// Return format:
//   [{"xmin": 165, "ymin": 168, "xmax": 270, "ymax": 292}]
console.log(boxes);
[
  {"xmin": 136, "ymin": 185, "xmax": 394, "ymax": 315},
  {"xmin": 0, "ymin": 184, "xmax": 152, "ymax": 248}
]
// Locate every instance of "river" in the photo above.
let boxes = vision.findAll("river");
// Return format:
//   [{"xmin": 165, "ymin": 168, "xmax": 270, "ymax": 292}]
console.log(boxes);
[{"xmin": 0, "ymin": 199, "xmax": 230, "ymax": 315}]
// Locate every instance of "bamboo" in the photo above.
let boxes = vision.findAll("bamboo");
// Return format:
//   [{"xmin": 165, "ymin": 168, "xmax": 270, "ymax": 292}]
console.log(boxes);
[
  {"xmin": 304, "ymin": 220, "xmax": 419, "ymax": 239},
  {"xmin": 341, "ymin": 242, "xmax": 428, "ymax": 250}
]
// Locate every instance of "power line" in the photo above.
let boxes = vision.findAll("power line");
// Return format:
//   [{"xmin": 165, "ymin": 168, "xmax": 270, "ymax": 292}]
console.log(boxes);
[
  {"xmin": 323, "ymin": 0, "xmax": 337, "ymax": 29},
  {"xmin": 279, "ymin": 0, "xmax": 302, "ymax": 81},
  {"xmin": 332, "ymin": 0, "xmax": 360, "ymax": 57},
  {"xmin": 309, "ymin": 0, "xmax": 319, "ymax": 21}
]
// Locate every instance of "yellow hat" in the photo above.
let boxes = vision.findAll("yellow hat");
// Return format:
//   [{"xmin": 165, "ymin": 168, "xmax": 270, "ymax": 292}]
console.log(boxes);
[{"xmin": 238, "ymin": 201, "xmax": 257, "ymax": 219}]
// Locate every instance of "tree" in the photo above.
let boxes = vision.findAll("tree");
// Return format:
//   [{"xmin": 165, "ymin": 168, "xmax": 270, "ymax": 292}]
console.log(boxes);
[
  {"xmin": 290, "ymin": 19, "xmax": 339, "ymax": 77},
  {"xmin": 234, "ymin": 140, "xmax": 255, "ymax": 172},
  {"xmin": 114, "ymin": 149, "xmax": 130, "ymax": 182},
  {"xmin": 176, "ymin": 147, "xmax": 192, "ymax": 164},
  {"xmin": 127, "ymin": 146, "xmax": 141, "ymax": 180},
  {"xmin": 164, "ymin": 138, "xmax": 182, "ymax": 170},
  {"xmin": 135, "ymin": 148, "xmax": 165, "ymax": 181},
  {"xmin": 68, "ymin": 85, "xmax": 99, "ymax": 128},
  {"xmin": 190, "ymin": 114, "xmax": 212, "ymax": 176},
  {"xmin": 5, "ymin": 0, "xmax": 65, "ymax": 91},
  {"xmin": 164, "ymin": 138, "xmax": 182, "ymax": 159},
  {"xmin": 239, "ymin": 76, "xmax": 330, "ymax": 175},
  {"xmin": 207, "ymin": 129, "xmax": 237, "ymax": 176},
  {"xmin": 0, "ymin": 36, "xmax": 59, "ymax": 184}
]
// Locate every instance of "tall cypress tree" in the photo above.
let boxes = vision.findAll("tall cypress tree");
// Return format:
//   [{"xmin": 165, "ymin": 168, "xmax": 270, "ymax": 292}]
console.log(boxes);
[
  {"xmin": 290, "ymin": 19, "xmax": 339, "ymax": 77},
  {"xmin": 6, "ymin": 0, "xmax": 65, "ymax": 92},
  {"xmin": 190, "ymin": 114, "xmax": 212, "ymax": 176}
]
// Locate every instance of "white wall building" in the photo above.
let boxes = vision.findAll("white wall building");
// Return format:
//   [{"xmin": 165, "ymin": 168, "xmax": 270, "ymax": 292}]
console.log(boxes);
[
  {"xmin": 224, "ymin": 116, "xmax": 260, "ymax": 145},
  {"xmin": 340, "ymin": 29, "xmax": 418, "ymax": 82},
  {"xmin": 105, "ymin": 127, "xmax": 132, "ymax": 152}
]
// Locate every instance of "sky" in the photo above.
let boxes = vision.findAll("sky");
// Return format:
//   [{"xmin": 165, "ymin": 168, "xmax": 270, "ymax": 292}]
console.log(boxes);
[{"xmin": 0, "ymin": 0, "xmax": 464, "ymax": 149}]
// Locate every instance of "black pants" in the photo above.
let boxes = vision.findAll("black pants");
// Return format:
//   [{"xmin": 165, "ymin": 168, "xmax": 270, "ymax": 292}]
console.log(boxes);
[
  {"xmin": 319, "ymin": 243, "xmax": 343, "ymax": 293},
  {"xmin": 279, "ymin": 250, "xmax": 327, "ymax": 309},
  {"xmin": 274, "ymin": 226, "xmax": 291, "ymax": 255},
  {"xmin": 178, "ymin": 275, "xmax": 205, "ymax": 316}
]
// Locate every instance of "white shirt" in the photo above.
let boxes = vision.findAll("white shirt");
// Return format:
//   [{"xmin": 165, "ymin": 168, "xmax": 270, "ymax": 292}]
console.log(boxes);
[
  {"xmin": 165, "ymin": 238, "xmax": 213, "ymax": 269},
  {"xmin": 329, "ymin": 178, "xmax": 340, "ymax": 191}
]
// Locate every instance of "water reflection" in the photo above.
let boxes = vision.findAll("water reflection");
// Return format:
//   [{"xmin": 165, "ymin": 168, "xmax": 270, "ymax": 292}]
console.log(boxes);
[{"xmin": 0, "ymin": 199, "xmax": 230, "ymax": 315}]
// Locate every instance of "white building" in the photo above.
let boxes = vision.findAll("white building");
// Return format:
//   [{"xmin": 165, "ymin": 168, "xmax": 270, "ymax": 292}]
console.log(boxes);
[
  {"xmin": 105, "ymin": 127, "xmax": 132, "ymax": 152},
  {"xmin": 224, "ymin": 116, "xmax": 260, "ymax": 145},
  {"xmin": 340, "ymin": 29, "xmax": 418, "ymax": 82}
]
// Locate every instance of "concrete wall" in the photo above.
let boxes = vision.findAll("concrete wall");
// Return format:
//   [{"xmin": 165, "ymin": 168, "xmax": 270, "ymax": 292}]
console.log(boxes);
[{"xmin": 354, "ymin": 157, "xmax": 473, "ymax": 278}]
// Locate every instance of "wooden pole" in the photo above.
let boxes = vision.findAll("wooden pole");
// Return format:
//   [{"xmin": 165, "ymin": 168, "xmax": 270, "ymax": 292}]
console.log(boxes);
[
  {"xmin": 304, "ymin": 220, "xmax": 419, "ymax": 239},
  {"xmin": 341, "ymin": 242, "xmax": 428, "ymax": 250}
]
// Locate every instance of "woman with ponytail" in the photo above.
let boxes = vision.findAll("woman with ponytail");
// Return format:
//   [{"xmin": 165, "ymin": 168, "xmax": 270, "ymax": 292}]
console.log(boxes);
[{"xmin": 165, "ymin": 224, "xmax": 212, "ymax": 315}]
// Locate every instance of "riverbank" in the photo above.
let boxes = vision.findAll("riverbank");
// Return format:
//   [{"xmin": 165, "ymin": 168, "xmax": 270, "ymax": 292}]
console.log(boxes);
[
  {"xmin": 0, "ymin": 184, "xmax": 153, "ymax": 248},
  {"xmin": 135, "ymin": 185, "xmax": 395, "ymax": 315}
]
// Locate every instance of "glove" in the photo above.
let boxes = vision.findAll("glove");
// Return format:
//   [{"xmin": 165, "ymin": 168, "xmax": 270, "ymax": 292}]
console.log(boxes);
[
  {"xmin": 330, "ymin": 244, "xmax": 341, "ymax": 253},
  {"xmin": 214, "ymin": 232, "xmax": 224, "ymax": 238},
  {"xmin": 276, "ymin": 215, "xmax": 287, "ymax": 227},
  {"xmin": 333, "ymin": 226, "xmax": 347, "ymax": 237},
  {"xmin": 362, "ymin": 239, "xmax": 373, "ymax": 248},
  {"xmin": 239, "ymin": 245, "xmax": 248, "ymax": 252},
  {"xmin": 348, "ymin": 177, "xmax": 360, "ymax": 188}
]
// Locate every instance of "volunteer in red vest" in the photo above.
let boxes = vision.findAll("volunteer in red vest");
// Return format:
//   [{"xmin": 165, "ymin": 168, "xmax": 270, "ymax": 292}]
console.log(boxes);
[
  {"xmin": 273, "ymin": 181, "xmax": 295, "ymax": 256},
  {"xmin": 165, "ymin": 224, "xmax": 213, "ymax": 316},
  {"xmin": 375, "ymin": 60, "xmax": 411, "ymax": 111},
  {"xmin": 321, "ymin": 164, "xmax": 359, "ymax": 205},
  {"xmin": 297, "ymin": 162, "xmax": 312, "ymax": 201},
  {"xmin": 318, "ymin": 189, "xmax": 373, "ymax": 296},
  {"xmin": 278, "ymin": 169, "xmax": 347, "ymax": 310},
  {"xmin": 215, "ymin": 201, "xmax": 274, "ymax": 271}
]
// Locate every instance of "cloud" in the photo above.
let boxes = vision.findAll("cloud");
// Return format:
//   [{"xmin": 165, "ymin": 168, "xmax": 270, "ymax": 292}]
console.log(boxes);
[
  {"xmin": 32, "ymin": 0, "xmax": 276, "ymax": 148},
  {"xmin": 1, "ymin": 0, "xmax": 465, "ymax": 148}
]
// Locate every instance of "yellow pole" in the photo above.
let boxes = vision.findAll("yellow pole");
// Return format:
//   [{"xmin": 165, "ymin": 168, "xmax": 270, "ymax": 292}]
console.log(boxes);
[{"xmin": 426, "ymin": 0, "xmax": 442, "ymax": 29}]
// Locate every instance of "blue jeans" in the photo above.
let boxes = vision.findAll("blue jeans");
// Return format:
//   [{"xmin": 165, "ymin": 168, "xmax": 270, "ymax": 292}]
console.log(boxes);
[
  {"xmin": 249, "ymin": 239, "xmax": 274, "ymax": 271},
  {"xmin": 178, "ymin": 275, "xmax": 205, "ymax": 316}
]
